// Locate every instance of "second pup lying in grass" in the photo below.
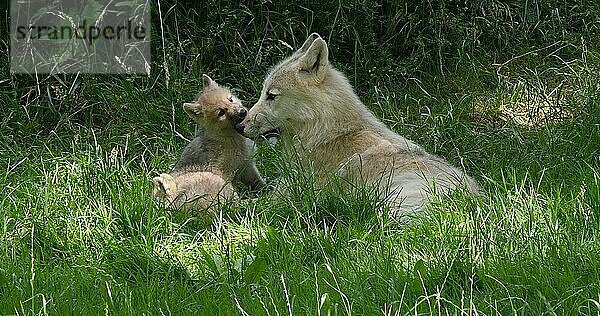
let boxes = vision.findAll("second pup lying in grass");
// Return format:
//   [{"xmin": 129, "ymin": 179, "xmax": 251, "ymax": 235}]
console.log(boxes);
[
  {"xmin": 153, "ymin": 171, "xmax": 237, "ymax": 211},
  {"xmin": 153, "ymin": 75, "xmax": 265, "ymax": 211}
]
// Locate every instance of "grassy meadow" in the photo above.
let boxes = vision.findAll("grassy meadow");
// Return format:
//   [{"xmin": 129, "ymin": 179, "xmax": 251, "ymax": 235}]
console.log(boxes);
[{"xmin": 1, "ymin": 0, "xmax": 600, "ymax": 314}]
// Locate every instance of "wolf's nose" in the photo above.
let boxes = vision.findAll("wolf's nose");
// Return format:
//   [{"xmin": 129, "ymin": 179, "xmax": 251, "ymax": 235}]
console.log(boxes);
[
  {"xmin": 238, "ymin": 108, "xmax": 247, "ymax": 118},
  {"xmin": 235, "ymin": 123, "xmax": 245, "ymax": 134}
]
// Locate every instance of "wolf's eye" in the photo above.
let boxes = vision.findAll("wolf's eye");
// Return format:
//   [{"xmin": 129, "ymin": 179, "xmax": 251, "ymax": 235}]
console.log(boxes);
[
  {"xmin": 227, "ymin": 96, "xmax": 234, "ymax": 103},
  {"xmin": 266, "ymin": 92, "xmax": 277, "ymax": 101},
  {"xmin": 217, "ymin": 109, "xmax": 226, "ymax": 117}
]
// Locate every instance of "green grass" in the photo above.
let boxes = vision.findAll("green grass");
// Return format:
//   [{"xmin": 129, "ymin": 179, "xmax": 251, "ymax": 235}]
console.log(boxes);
[{"xmin": 2, "ymin": 0, "xmax": 600, "ymax": 314}]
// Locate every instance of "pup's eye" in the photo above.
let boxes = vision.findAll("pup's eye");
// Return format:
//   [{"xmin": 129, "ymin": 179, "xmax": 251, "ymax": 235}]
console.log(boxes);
[
  {"xmin": 217, "ymin": 109, "xmax": 226, "ymax": 117},
  {"xmin": 266, "ymin": 92, "xmax": 277, "ymax": 101},
  {"xmin": 227, "ymin": 96, "xmax": 234, "ymax": 103}
]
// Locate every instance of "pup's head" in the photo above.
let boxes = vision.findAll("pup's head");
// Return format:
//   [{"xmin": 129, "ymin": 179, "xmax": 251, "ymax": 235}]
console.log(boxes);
[
  {"xmin": 235, "ymin": 33, "xmax": 331, "ymax": 140},
  {"xmin": 184, "ymin": 75, "xmax": 248, "ymax": 133}
]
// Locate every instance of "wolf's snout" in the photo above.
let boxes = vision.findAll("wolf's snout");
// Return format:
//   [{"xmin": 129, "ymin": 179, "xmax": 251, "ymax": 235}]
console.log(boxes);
[
  {"xmin": 234, "ymin": 123, "xmax": 245, "ymax": 134},
  {"xmin": 237, "ymin": 108, "xmax": 247, "ymax": 118}
]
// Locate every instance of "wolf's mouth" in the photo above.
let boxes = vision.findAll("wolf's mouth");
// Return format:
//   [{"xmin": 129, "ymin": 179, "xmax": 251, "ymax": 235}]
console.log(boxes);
[{"xmin": 261, "ymin": 128, "xmax": 280, "ymax": 139}]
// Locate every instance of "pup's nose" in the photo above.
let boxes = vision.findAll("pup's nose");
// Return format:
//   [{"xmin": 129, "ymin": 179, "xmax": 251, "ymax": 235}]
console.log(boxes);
[
  {"xmin": 234, "ymin": 123, "xmax": 245, "ymax": 134},
  {"xmin": 238, "ymin": 108, "xmax": 247, "ymax": 118}
]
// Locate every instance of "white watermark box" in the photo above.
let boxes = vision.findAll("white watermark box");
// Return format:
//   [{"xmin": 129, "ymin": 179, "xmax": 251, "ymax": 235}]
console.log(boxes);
[{"xmin": 10, "ymin": 0, "xmax": 151, "ymax": 74}]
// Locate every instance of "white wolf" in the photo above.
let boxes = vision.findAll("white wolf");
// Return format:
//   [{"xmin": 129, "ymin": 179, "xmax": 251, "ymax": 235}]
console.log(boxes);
[{"xmin": 236, "ymin": 33, "xmax": 479, "ymax": 216}]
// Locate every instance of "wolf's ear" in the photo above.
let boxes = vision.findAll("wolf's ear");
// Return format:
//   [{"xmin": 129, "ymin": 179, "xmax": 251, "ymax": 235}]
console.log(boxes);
[
  {"xmin": 298, "ymin": 37, "xmax": 328, "ymax": 82},
  {"xmin": 154, "ymin": 174, "xmax": 177, "ymax": 197},
  {"xmin": 184, "ymin": 102, "xmax": 201, "ymax": 116},
  {"xmin": 297, "ymin": 32, "xmax": 321, "ymax": 54},
  {"xmin": 202, "ymin": 74, "xmax": 216, "ymax": 89},
  {"xmin": 152, "ymin": 176, "xmax": 167, "ymax": 197}
]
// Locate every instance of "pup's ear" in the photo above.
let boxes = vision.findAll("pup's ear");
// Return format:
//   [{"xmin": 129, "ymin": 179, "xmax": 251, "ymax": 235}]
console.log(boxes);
[
  {"xmin": 202, "ymin": 74, "xmax": 217, "ymax": 89},
  {"xmin": 152, "ymin": 176, "xmax": 167, "ymax": 197},
  {"xmin": 183, "ymin": 102, "xmax": 197, "ymax": 112},
  {"xmin": 154, "ymin": 174, "xmax": 177, "ymax": 197},
  {"xmin": 297, "ymin": 32, "xmax": 321, "ymax": 54},
  {"xmin": 183, "ymin": 102, "xmax": 200, "ymax": 115},
  {"xmin": 298, "ymin": 37, "xmax": 328, "ymax": 82}
]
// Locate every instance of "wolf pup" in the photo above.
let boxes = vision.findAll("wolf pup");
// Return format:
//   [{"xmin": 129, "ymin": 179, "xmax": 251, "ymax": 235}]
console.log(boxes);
[
  {"xmin": 153, "ymin": 171, "xmax": 237, "ymax": 211},
  {"xmin": 236, "ymin": 33, "xmax": 478, "ymax": 216},
  {"xmin": 154, "ymin": 74, "xmax": 265, "ymax": 209}
]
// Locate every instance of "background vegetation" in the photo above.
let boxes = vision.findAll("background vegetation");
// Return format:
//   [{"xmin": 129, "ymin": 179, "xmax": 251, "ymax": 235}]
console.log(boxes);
[{"xmin": 1, "ymin": 0, "xmax": 599, "ymax": 314}]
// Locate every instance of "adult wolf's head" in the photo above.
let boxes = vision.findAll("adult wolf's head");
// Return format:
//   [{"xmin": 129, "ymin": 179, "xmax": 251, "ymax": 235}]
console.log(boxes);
[{"xmin": 237, "ymin": 33, "xmax": 346, "ymax": 144}]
